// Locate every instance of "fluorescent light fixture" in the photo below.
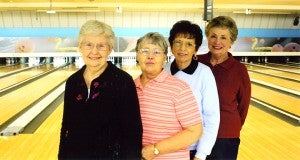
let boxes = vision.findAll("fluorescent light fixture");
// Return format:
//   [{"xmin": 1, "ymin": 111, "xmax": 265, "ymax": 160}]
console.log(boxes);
[
  {"xmin": 233, "ymin": 11, "xmax": 292, "ymax": 15},
  {"xmin": 38, "ymin": 9, "xmax": 100, "ymax": 13},
  {"xmin": 46, "ymin": 10, "xmax": 56, "ymax": 14}
]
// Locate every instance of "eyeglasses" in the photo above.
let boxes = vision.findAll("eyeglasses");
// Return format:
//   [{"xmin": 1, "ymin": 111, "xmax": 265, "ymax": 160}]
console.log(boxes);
[
  {"xmin": 81, "ymin": 42, "xmax": 109, "ymax": 51},
  {"xmin": 139, "ymin": 48, "xmax": 164, "ymax": 56},
  {"xmin": 173, "ymin": 41, "xmax": 195, "ymax": 49}
]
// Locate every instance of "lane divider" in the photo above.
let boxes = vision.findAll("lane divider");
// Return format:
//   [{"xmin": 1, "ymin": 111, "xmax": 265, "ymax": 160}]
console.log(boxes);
[{"xmin": 0, "ymin": 83, "xmax": 65, "ymax": 136}]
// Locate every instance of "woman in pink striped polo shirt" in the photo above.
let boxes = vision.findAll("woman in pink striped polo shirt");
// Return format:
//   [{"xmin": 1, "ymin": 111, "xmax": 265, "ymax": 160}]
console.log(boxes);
[{"xmin": 134, "ymin": 32, "xmax": 203, "ymax": 160}]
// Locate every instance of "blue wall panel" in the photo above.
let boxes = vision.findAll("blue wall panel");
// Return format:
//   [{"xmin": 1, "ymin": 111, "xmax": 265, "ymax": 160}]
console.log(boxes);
[{"xmin": 0, "ymin": 28, "xmax": 299, "ymax": 37}]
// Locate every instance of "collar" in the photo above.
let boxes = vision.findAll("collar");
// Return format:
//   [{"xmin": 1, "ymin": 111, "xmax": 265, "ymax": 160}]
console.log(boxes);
[
  {"xmin": 215, "ymin": 52, "xmax": 234, "ymax": 69},
  {"xmin": 170, "ymin": 59, "xmax": 198, "ymax": 75},
  {"xmin": 79, "ymin": 61, "xmax": 114, "ymax": 80},
  {"xmin": 135, "ymin": 70, "xmax": 169, "ymax": 88},
  {"xmin": 202, "ymin": 52, "xmax": 234, "ymax": 70}
]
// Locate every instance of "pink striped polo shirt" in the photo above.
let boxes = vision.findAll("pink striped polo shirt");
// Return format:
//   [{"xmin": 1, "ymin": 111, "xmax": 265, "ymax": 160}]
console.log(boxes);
[{"xmin": 134, "ymin": 70, "xmax": 202, "ymax": 160}]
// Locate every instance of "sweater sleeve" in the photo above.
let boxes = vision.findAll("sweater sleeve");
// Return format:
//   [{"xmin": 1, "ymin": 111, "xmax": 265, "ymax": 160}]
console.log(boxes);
[
  {"xmin": 119, "ymin": 76, "xmax": 143, "ymax": 160},
  {"xmin": 195, "ymin": 67, "xmax": 220, "ymax": 160},
  {"xmin": 237, "ymin": 64, "xmax": 251, "ymax": 126},
  {"xmin": 58, "ymin": 78, "xmax": 72, "ymax": 159}
]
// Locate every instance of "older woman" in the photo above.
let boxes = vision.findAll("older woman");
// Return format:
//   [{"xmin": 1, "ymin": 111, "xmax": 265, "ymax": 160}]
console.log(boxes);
[
  {"xmin": 197, "ymin": 16, "xmax": 251, "ymax": 160},
  {"xmin": 58, "ymin": 20, "xmax": 142, "ymax": 159},
  {"xmin": 134, "ymin": 32, "xmax": 203, "ymax": 160},
  {"xmin": 166, "ymin": 20, "xmax": 220, "ymax": 160}
]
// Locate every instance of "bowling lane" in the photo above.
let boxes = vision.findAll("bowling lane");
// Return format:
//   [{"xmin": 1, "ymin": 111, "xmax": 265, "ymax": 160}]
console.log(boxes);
[
  {"xmin": 0, "ymin": 64, "xmax": 78, "ymax": 126},
  {"xmin": 286, "ymin": 62, "xmax": 300, "ymax": 67},
  {"xmin": 255, "ymin": 63, "xmax": 300, "ymax": 72},
  {"xmin": 0, "ymin": 128, "xmax": 60, "ymax": 159},
  {"xmin": 238, "ymin": 105, "xmax": 300, "ymax": 160},
  {"xmin": 35, "ymin": 103, "xmax": 63, "ymax": 134},
  {"xmin": 246, "ymin": 65, "xmax": 300, "ymax": 80},
  {"xmin": 248, "ymin": 71, "xmax": 300, "ymax": 92},
  {"xmin": 251, "ymin": 83, "xmax": 300, "ymax": 116},
  {"xmin": 0, "ymin": 65, "xmax": 299, "ymax": 160},
  {"xmin": 0, "ymin": 64, "xmax": 29, "ymax": 76},
  {"xmin": 0, "ymin": 64, "xmax": 56, "ymax": 91},
  {"xmin": 1, "ymin": 103, "xmax": 299, "ymax": 160}
]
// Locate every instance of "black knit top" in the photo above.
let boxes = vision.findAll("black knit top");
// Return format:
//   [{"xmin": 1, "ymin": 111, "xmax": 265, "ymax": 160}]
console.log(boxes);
[{"xmin": 58, "ymin": 62, "xmax": 142, "ymax": 160}]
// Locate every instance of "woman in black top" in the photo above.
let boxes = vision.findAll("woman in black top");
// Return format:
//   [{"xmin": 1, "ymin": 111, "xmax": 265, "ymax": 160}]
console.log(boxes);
[{"xmin": 58, "ymin": 20, "xmax": 142, "ymax": 160}]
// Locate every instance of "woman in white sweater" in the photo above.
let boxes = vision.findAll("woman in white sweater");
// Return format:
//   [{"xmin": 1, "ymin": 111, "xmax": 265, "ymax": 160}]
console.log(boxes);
[{"xmin": 165, "ymin": 20, "xmax": 220, "ymax": 160}]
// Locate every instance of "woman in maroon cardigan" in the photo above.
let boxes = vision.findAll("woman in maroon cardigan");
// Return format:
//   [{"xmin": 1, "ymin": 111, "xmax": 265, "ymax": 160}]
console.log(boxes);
[{"xmin": 197, "ymin": 16, "xmax": 251, "ymax": 160}]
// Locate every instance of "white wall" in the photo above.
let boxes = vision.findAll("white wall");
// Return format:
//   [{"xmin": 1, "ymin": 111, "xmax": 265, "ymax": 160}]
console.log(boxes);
[{"xmin": 0, "ymin": 11, "xmax": 298, "ymax": 29}]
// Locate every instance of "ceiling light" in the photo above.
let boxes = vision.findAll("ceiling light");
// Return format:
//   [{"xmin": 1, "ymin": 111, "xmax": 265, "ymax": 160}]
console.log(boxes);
[
  {"xmin": 245, "ymin": 8, "xmax": 251, "ymax": 14},
  {"xmin": 233, "ymin": 11, "xmax": 292, "ymax": 15},
  {"xmin": 116, "ymin": 6, "xmax": 122, "ymax": 13}
]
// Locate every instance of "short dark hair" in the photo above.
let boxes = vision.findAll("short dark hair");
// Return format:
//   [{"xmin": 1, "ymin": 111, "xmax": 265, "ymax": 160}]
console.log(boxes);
[{"xmin": 169, "ymin": 20, "xmax": 203, "ymax": 52}]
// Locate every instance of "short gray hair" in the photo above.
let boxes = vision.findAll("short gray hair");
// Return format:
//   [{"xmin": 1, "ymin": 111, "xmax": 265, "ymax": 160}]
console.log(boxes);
[
  {"xmin": 78, "ymin": 20, "xmax": 115, "ymax": 48},
  {"xmin": 135, "ymin": 32, "xmax": 168, "ymax": 55}
]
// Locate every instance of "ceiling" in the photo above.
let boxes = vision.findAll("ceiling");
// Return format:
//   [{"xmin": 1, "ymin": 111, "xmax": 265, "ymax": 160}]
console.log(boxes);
[{"xmin": 0, "ymin": 0, "xmax": 299, "ymax": 15}]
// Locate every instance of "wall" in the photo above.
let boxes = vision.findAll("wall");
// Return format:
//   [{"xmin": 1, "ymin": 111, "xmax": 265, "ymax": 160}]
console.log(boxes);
[
  {"xmin": 0, "ymin": 11, "xmax": 299, "ymax": 64},
  {"xmin": 0, "ymin": 11, "xmax": 299, "ymax": 29}
]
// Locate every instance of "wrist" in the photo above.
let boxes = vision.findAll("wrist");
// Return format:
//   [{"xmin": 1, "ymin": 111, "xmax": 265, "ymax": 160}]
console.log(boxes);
[{"xmin": 153, "ymin": 144, "xmax": 160, "ymax": 155}]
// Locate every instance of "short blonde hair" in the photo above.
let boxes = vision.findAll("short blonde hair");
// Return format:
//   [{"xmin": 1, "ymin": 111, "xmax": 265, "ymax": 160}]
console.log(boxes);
[{"xmin": 205, "ymin": 16, "xmax": 238, "ymax": 43}]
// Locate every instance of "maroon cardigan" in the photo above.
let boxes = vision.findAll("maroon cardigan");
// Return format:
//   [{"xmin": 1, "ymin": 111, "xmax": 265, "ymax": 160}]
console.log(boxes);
[{"xmin": 197, "ymin": 52, "xmax": 251, "ymax": 138}]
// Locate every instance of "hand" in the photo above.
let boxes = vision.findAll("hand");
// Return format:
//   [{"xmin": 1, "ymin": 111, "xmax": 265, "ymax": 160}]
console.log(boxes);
[
  {"xmin": 193, "ymin": 157, "xmax": 201, "ymax": 160},
  {"xmin": 142, "ymin": 145, "xmax": 156, "ymax": 160}
]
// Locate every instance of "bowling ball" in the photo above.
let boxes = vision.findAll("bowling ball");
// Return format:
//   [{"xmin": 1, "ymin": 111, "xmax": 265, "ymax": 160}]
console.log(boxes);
[
  {"xmin": 283, "ymin": 42, "xmax": 300, "ymax": 52},
  {"xmin": 271, "ymin": 44, "xmax": 283, "ymax": 52}
]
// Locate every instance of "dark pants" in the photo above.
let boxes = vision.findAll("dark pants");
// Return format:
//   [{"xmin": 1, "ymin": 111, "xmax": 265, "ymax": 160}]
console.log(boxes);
[
  {"xmin": 206, "ymin": 138, "xmax": 240, "ymax": 160},
  {"xmin": 190, "ymin": 150, "xmax": 196, "ymax": 160}
]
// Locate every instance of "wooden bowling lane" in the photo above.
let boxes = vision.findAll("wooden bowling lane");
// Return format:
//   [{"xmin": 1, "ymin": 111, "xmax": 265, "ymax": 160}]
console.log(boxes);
[
  {"xmin": 0, "ymin": 102, "xmax": 63, "ymax": 160},
  {"xmin": 238, "ymin": 105, "xmax": 300, "ymax": 160},
  {"xmin": 246, "ymin": 65, "xmax": 300, "ymax": 80},
  {"xmin": 35, "ymin": 103, "xmax": 63, "ymax": 135},
  {"xmin": 259, "ymin": 62, "xmax": 300, "ymax": 69},
  {"xmin": 0, "ymin": 64, "xmax": 55, "ymax": 91},
  {"xmin": 0, "ymin": 64, "xmax": 29, "ymax": 76},
  {"xmin": 0, "ymin": 65, "xmax": 77, "ymax": 126},
  {"xmin": 287, "ymin": 62, "xmax": 300, "ymax": 67},
  {"xmin": 1, "ymin": 103, "xmax": 299, "ymax": 159},
  {"xmin": 2, "ymin": 63, "xmax": 299, "ymax": 160},
  {"xmin": 246, "ymin": 63, "xmax": 300, "ymax": 74},
  {"xmin": 248, "ymin": 71, "xmax": 300, "ymax": 92},
  {"xmin": 251, "ymin": 83, "xmax": 300, "ymax": 117},
  {"xmin": 0, "ymin": 130, "xmax": 60, "ymax": 159}
]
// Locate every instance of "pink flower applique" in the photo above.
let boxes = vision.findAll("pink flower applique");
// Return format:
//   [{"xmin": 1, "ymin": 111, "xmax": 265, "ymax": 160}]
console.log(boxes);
[
  {"xmin": 76, "ymin": 94, "xmax": 83, "ymax": 101},
  {"xmin": 92, "ymin": 92, "xmax": 100, "ymax": 99},
  {"xmin": 93, "ymin": 82, "xmax": 100, "ymax": 88}
]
